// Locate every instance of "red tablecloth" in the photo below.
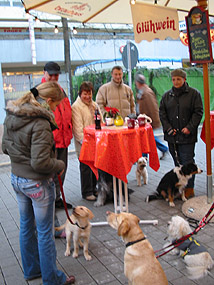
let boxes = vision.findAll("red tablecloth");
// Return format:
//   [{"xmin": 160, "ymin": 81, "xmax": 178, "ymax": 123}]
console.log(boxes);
[
  {"xmin": 79, "ymin": 124, "xmax": 160, "ymax": 183},
  {"xmin": 200, "ymin": 111, "xmax": 214, "ymax": 150}
]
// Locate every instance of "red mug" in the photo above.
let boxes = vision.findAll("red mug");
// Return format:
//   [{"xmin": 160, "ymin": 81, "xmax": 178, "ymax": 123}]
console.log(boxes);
[
  {"xmin": 127, "ymin": 118, "xmax": 135, "ymax": 129},
  {"xmin": 138, "ymin": 117, "xmax": 146, "ymax": 127}
]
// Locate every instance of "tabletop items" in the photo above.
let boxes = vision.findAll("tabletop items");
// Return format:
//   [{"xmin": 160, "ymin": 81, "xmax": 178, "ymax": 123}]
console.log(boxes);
[{"xmin": 79, "ymin": 124, "xmax": 160, "ymax": 183}]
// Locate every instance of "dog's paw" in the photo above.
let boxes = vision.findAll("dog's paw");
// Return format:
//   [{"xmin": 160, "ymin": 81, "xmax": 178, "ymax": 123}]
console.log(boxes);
[
  {"xmin": 72, "ymin": 252, "xmax": 78, "ymax": 258},
  {"xmin": 85, "ymin": 254, "xmax": 92, "ymax": 261},
  {"xmin": 137, "ymin": 183, "xmax": 142, "ymax": 187},
  {"xmin": 182, "ymin": 197, "xmax": 187, "ymax": 202},
  {"xmin": 94, "ymin": 201, "xmax": 104, "ymax": 207},
  {"xmin": 64, "ymin": 250, "xmax": 71, "ymax": 257},
  {"xmin": 145, "ymin": 196, "xmax": 149, "ymax": 203},
  {"xmin": 169, "ymin": 202, "xmax": 175, "ymax": 207}
]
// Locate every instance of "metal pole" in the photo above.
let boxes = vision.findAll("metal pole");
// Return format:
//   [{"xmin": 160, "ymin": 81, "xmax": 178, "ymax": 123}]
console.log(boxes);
[
  {"xmin": 62, "ymin": 17, "xmax": 74, "ymax": 103},
  {"xmin": 203, "ymin": 63, "xmax": 213, "ymax": 202},
  {"xmin": 196, "ymin": 0, "xmax": 213, "ymax": 203},
  {"xmin": 127, "ymin": 41, "xmax": 132, "ymax": 88}
]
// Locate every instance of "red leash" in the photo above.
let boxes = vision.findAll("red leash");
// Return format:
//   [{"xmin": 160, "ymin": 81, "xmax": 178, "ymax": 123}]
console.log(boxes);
[
  {"xmin": 155, "ymin": 201, "xmax": 214, "ymax": 258},
  {"xmin": 57, "ymin": 174, "xmax": 74, "ymax": 225}
]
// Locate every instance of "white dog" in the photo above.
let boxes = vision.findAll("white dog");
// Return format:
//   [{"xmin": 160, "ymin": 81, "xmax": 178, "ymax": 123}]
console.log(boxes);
[
  {"xmin": 166, "ymin": 215, "xmax": 214, "ymax": 280},
  {"xmin": 136, "ymin": 157, "xmax": 148, "ymax": 186}
]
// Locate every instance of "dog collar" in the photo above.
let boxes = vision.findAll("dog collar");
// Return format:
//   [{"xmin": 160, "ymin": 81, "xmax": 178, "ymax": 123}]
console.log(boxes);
[
  {"xmin": 125, "ymin": 237, "xmax": 146, "ymax": 248},
  {"xmin": 75, "ymin": 222, "xmax": 88, "ymax": 230}
]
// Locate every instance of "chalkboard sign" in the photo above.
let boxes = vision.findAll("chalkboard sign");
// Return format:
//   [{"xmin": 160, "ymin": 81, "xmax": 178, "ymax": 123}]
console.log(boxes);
[{"xmin": 185, "ymin": 6, "xmax": 213, "ymax": 63}]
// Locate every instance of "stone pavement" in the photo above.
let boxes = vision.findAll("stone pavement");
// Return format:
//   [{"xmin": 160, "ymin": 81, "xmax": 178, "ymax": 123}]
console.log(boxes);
[{"xmin": 0, "ymin": 133, "xmax": 214, "ymax": 285}]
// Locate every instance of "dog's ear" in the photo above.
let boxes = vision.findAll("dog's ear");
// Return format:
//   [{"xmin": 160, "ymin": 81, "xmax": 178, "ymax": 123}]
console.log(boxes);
[
  {"xmin": 134, "ymin": 215, "xmax": 140, "ymax": 224},
  {"xmin": 117, "ymin": 219, "xmax": 130, "ymax": 236},
  {"xmin": 87, "ymin": 209, "xmax": 94, "ymax": 220},
  {"xmin": 180, "ymin": 220, "xmax": 192, "ymax": 236}
]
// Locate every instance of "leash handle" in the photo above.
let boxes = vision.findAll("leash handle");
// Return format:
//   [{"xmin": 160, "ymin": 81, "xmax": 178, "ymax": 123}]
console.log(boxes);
[{"xmin": 57, "ymin": 174, "xmax": 74, "ymax": 225}]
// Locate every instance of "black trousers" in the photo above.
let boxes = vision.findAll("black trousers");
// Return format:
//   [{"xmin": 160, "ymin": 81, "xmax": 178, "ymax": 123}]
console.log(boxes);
[
  {"xmin": 79, "ymin": 161, "xmax": 97, "ymax": 198},
  {"xmin": 168, "ymin": 142, "xmax": 195, "ymax": 188}
]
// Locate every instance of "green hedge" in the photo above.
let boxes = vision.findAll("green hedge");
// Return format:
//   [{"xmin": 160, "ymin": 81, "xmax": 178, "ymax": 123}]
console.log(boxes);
[{"xmin": 72, "ymin": 66, "xmax": 214, "ymax": 122}]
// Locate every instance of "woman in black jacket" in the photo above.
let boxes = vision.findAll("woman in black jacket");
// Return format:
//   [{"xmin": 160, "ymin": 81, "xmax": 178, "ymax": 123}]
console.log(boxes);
[{"xmin": 159, "ymin": 69, "xmax": 203, "ymax": 197}]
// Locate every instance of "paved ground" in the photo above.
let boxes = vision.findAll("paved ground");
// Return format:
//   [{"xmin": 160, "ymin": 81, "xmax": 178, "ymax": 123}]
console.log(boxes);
[{"xmin": 0, "ymin": 131, "xmax": 214, "ymax": 285}]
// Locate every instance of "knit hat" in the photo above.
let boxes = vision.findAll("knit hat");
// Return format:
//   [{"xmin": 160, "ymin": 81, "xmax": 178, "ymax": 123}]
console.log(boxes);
[
  {"xmin": 135, "ymin": 74, "xmax": 146, "ymax": 84},
  {"xmin": 44, "ymin": 61, "xmax": 61, "ymax": 75},
  {"xmin": 171, "ymin": 69, "xmax": 187, "ymax": 79}
]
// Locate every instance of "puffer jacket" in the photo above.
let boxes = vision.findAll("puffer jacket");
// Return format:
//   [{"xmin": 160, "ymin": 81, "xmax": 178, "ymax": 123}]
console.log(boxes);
[
  {"xmin": 2, "ymin": 100, "xmax": 65, "ymax": 180},
  {"xmin": 159, "ymin": 83, "xmax": 203, "ymax": 144},
  {"xmin": 41, "ymin": 77, "xmax": 73, "ymax": 148},
  {"xmin": 137, "ymin": 84, "xmax": 161, "ymax": 129},
  {"xmin": 96, "ymin": 79, "xmax": 136, "ymax": 119},
  {"xmin": 72, "ymin": 97, "xmax": 102, "ymax": 157}
]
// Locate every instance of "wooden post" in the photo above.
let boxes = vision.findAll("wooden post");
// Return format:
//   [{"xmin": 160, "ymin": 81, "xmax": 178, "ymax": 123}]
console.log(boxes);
[{"xmin": 196, "ymin": 0, "xmax": 213, "ymax": 202}]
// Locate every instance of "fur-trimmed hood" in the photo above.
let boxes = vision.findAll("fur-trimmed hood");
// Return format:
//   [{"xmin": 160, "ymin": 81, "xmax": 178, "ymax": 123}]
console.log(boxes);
[{"xmin": 5, "ymin": 100, "xmax": 55, "ymax": 131}]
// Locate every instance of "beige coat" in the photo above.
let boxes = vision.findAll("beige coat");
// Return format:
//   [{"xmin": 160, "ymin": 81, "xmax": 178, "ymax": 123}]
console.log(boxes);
[
  {"xmin": 96, "ymin": 79, "xmax": 136, "ymax": 119},
  {"xmin": 72, "ymin": 96, "xmax": 102, "ymax": 157}
]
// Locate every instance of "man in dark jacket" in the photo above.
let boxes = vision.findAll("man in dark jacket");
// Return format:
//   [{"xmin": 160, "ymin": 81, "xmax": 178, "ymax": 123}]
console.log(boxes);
[{"xmin": 159, "ymin": 68, "xmax": 203, "ymax": 197}]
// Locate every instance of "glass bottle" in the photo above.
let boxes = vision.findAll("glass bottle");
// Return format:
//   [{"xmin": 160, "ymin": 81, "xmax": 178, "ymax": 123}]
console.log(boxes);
[{"xmin": 94, "ymin": 108, "xmax": 101, "ymax": 130}]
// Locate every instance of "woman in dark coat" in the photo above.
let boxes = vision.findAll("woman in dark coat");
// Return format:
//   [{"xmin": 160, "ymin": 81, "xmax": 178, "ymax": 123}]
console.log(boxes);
[
  {"xmin": 2, "ymin": 82, "xmax": 75, "ymax": 284},
  {"xmin": 159, "ymin": 69, "xmax": 203, "ymax": 197}
]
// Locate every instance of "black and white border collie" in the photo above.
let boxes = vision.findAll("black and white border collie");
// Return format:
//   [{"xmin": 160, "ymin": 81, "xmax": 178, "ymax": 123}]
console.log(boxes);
[{"xmin": 146, "ymin": 163, "xmax": 202, "ymax": 207}]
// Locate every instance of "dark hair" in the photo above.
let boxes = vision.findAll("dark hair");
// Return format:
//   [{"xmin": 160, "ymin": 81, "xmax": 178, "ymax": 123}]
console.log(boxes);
[
  {"xmin": 79, "ymin": 81, "xmax": 94, "ymax": 96},
  {"xmin": 111, "ymin": 66, "xmax": 123, "ymax": 73}
]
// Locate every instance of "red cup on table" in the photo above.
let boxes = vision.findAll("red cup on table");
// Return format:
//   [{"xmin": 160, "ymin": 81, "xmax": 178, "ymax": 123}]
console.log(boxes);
[
  {"xmin": 137, "ymin": 115, "xmax": 152, "ymax": 127},
  {"xmin": 127, "ymin": 118, "xmax": 135, "ymax": 129},
  {"xmin": 138, "ymin": 117, "xmax": 146, "ymax": 127}
]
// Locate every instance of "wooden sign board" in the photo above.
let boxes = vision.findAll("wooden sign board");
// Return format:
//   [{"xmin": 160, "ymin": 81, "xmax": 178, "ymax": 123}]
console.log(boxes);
[{"xmin": 185, "ymin": 6, "xmax": 213, "ymax": 63}]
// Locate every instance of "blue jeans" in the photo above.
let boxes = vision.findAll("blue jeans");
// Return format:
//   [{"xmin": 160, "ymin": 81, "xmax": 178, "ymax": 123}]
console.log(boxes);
[
  {"xmin": 168, "ymin": 143, "xmax": 195, "ymax": 188},
  {"xmin": 155, "ymin": 136, "xmax": 168, "ymax": 153},
  {"xmin": 11, "ymin": 173, "xmax": 66, "ymax": 285}
]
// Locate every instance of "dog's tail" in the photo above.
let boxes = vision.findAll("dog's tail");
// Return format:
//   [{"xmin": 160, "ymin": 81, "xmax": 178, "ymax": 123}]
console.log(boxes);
[
  {"xmin": 55, "ymin": 224, "xmax": 66, "ymax": 231},
  {"xmin": 145, "ymin": 192, "xmax": 162, "ymax": 203}
]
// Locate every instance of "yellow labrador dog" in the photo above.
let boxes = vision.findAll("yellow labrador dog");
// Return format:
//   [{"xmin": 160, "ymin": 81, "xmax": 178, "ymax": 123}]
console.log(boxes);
[
  {"xmin": 55, "ymin": 206, "xmax": 94, "ymax": 261},
  {"xmin": 106, "ymin": 211, "xmax": 168, "ymax": 285}
]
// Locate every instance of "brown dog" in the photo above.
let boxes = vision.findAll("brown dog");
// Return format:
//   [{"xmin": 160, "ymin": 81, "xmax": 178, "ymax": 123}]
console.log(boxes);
[
  {"xmin": 55, "ymin": 206, "xmax": 94, "ymax": 261},
  {"xmin": 106, "ymin": 211, "xmax": 168, "ymax": 285}
]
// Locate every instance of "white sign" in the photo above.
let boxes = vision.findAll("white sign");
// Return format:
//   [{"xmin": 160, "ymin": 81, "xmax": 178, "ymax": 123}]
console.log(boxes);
[{"xmin": 131, "ymin": 2, "xmax": 179, "ymax": 43}]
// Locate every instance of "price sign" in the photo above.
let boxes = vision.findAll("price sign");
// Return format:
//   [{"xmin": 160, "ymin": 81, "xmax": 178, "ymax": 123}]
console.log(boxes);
[{"xmin": 185, "ymin": 6, "xmax": 213, "ymax": 63}]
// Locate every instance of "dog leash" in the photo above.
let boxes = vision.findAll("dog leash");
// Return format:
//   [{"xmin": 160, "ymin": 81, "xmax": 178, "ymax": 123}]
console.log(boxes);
[
  {"xmin": 155, "ymin": 201, "xmax": 214, "ymax": 258},
  {"xmin": 57, "ymin": 174, "xmax": 74, "ymax": 225}
]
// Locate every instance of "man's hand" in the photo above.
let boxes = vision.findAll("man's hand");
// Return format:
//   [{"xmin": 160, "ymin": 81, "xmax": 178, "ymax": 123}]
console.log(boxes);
[{"xmin": 181, "ymin": 127, "xmax": 190, "ymax": 135}]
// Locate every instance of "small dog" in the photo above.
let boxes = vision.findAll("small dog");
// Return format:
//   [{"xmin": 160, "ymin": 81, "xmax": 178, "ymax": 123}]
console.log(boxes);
[
  {"xmin": 136, "ymin": 157, "xmax": 148, "ymax": 186},
  {"xmin": 55, "ymin": 206, "xmax": 94, "ymax": 260},
  {"xmin": 166, "ymin": 215, "xmax": 214, "ymax": 280},
  {"xmin": 146, "ymin": 162, "xmax": 202, "ymax": 207},
  {"xmin": 106, "ymin": 211, "xmax": 168, "ymax": 285},
  {"xmin": 94, "ymin": 170, "xmax": 113, "ymax": 207},
  {"xmin": 94, "ymin": 170, "xmax": 134, "ymax": 207}
]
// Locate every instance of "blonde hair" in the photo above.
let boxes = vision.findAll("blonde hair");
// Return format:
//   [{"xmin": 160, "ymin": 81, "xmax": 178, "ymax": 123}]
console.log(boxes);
[{"xmin": 13, "ymin": 81, "xmax": 64, "ymax": 107}]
